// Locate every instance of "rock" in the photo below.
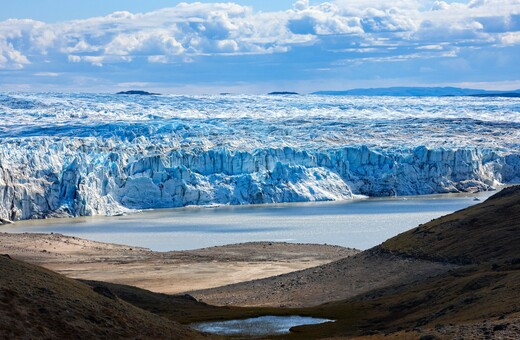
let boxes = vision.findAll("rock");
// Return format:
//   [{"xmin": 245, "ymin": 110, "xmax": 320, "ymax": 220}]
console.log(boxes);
[
  {"xmin": 116, "ymin": 90, "xmax": 160, "ymax": 95},
  {"xmin": 268, "ymin": 91, "xmax": 299, "ymax": 95}
]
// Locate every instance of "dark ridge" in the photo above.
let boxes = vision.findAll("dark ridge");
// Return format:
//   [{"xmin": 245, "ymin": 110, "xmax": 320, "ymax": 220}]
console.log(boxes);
[
  {"xmin": 0, "ymin": 256, "xmax": 199, "ymax": 339},
  {"xmin": 381, "ymin": 186, "xmax": 520, "ymax": 265},
  {"xmin": 486, "ymin": 185, "xmax": 520, "ymax": 200},
  {"xmin": 268, "ymin": 91, "xmax": 299, "ymax": 95},
  {"xmin": 313, "ymin": 87, "xmax": 520, "ymax": 97},
  {"xmin": 116, "ymin": 90, "xmax": 161, "ymax": 95},
  {"xmin": 80, "ymin": 280, "xmax": 278, "ymax": 324},
  {"xmin": 469, "ymin": 93, "xmax": 520, "ymax": 98}
]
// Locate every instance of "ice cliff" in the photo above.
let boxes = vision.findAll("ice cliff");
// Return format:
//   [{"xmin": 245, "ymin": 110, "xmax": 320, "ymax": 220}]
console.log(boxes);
[
  {"xmin": 0, "ymin": 93, "xmax": 519, "ymax": 221},
  {"xmin": 1, "ymin": 140, "xmax": 518, "ymax": 221}
]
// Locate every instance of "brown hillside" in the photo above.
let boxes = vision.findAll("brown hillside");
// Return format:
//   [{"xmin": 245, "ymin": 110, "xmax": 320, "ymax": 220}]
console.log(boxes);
[
  {"xmin": 187, "ymin": 187, "xmax": 520, "ymax": 338},
  {"xmin": 291, "ymin": 259, "xmax": 520, "ymax": 339},
  {"xmin": 381, "ymin": 186, "xmax": 520, "ymax": 264},
  {"xmin": 0, "ymin": 255, "xmax": 202, "ymax": 339}
]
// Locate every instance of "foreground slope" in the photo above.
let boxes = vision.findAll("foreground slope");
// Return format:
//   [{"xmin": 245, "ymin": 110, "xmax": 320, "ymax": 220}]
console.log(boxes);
[
  {"xmin": 191, "ymin": 187, "xmax": 520, "ymax": 338},
  {"xmin": 0, "ymin": 255, "xmax": 201, "ymax": 339},
  {"xmin": 1, "ymin": 187, "xmax": 518, "ymax": 339},
  {"xmin": 381, "ymin": 185, "xmax": 520, "ymax": 264},
  {"xmin": 299, "ymin": 186, "xmax": 520, "ymax": 338}
]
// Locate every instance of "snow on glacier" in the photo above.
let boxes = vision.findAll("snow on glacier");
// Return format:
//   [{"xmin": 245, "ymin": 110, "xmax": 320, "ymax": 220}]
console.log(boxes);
[{"xmin": 0, "ymin": 93, "xmax": 519, "ymax": 221}]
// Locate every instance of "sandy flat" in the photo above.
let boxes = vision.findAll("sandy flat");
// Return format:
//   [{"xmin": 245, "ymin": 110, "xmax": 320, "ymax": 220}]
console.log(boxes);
[{"xmin": 0, "ymin": 232, "xmax": 357, "ymax": 294}]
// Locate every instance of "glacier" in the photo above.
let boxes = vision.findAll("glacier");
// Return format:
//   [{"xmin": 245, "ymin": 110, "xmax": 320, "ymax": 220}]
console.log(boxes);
[{"xmin": 0, "ymin": 93, "xmax": 519, "ymax": 221}]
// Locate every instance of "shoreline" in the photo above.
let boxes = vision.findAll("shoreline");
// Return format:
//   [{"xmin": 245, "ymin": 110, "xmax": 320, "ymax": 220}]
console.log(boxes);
[
  {"xmin": 0, "ymin": 190, "xmax": 496, "ymax": 253},
  {"xmin": 4, "ymin": 188, "xmax": 498, "ymax": 227}
]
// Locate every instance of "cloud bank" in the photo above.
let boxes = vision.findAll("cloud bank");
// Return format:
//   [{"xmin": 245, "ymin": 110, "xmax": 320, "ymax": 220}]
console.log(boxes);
[{"xmin": 0, "ymin": 0, "xmax": 519, "ymax": 91}]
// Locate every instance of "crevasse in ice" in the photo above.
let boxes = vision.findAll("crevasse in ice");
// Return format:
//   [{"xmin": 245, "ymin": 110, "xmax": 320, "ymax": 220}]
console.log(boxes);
[{"xmin": 0, "ymin": 93, "xmax": 518, "ymax": 221}]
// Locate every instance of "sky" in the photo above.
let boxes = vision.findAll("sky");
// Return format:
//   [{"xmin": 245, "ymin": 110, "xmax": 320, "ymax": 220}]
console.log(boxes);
[{"xmin": 1, "ymin": 0, "xmax": 520, "ymax": 94}]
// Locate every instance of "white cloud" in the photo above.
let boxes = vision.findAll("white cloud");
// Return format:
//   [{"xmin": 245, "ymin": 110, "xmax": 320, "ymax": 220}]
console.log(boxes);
[
  {"xmin": 287, "ymin": 3, "xmax": 366, "ymax": 35},
  {"xmin": 0, "ymin": 39, "xmax": 30, "ymax": 69},
  {"xmin": 104, "ymin": 30, "xmax": 185, "ymax": 57},
  {"xmin": 83, "ymin": 56, "xmax": 105, "ymax": 67},
  {"xmin": 416, "ymin": 44, "xmax": 444, "ymax": 50},
  {"xmin": 431, "ymin": 1, "xmax": 451, "ymax": 11},
  {"xmin": 33, "ymin": 72, "xmax": 60, "ymax": 77},
  {"xmin": 117, "ymin": 82, "xmax": 152, "ymax": 88},
  {"xmin": 336, "ymin": 48, "xmax": 458, "ymax": 65},
  {"xmin": 0, "ymin": 0, "xmax": 518, "ymax": 71},
  {"xmin": 148, "ymin": 55, "xmax": 169, "ymax": 63},
  {"xmin": 293, "ymin": 0, "xmax": 310, "ymax": 11},
  {"xmin": 446, "ymin": 79, "xmax": 520, "ymax": 90},
  {"xmin": 68, "ymin": 55, "xmax": 81, "ymax": 63},
  {"xmin": 64, "ymin": 40, "xmax": 99, "ymax": 54},
  {"xmin": 501, "ymin": 31, "xmax": 520, "ymax": 44}
]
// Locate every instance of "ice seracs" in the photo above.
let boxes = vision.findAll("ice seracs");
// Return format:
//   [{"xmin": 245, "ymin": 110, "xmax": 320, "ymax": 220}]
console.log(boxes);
[
  {"xmin": 0, "ymin": 93, "xmax": 518, "ymax": 221},
  {"xmin": 0, "ymin": 141, "xmax": 515, "ymax": 221}
]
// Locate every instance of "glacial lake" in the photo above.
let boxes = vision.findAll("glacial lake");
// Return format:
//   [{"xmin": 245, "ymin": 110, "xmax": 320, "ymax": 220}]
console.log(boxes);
[
  {"xmin": 191, "ymin": 315, "xmax": 334, "ymax": 336},
  {"xmin": 2, "ymin": 191, "xmax": 495, "ymax": 251}
]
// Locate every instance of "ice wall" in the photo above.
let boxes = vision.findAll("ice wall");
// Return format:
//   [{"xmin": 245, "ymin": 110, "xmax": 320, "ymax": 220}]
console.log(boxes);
[
  {"xmin": 1, "ymin": 93, "xmax": 518, "ymax": 222},
  {"xmin": 0, "ymin": 138, "xmax": 514, "ymax": 221}
]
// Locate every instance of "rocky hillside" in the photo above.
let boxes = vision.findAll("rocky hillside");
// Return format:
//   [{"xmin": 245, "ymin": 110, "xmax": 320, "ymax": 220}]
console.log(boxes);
[
  {"xmin": 190, "ymin": 186, "xmax": 520, "ymax": 338},
  {"xmin": 381, "ymin": 185, "xmax": 520, "ymax": 264},
  {"xmin": 0, "ymin": 255, "xmax": 202, "ymax": 339},
  {"xmin": 304, "ymin": 186, "xmax": 520, "ymax": 338}
]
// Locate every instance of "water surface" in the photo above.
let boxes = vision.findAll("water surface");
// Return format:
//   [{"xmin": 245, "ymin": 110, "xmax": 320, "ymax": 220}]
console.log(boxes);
[
  {"xmin": 2, "ymin": 191, "xmax": 494, "ymax": 251},
  {"xmin": 191, "ymin": 315, "xmax": 333, "ymax": 336}
]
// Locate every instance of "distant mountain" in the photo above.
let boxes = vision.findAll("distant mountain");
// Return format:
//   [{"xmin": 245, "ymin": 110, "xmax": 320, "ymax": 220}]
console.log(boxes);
[
  {"xmin": 469, "ymin": 92, "xmax": 520, "ymax": 98},
  {"xmin": 116, "ymin": 90, "xmax": 160, "ymax": 95},
  {"xmin": 313, "ymin": 87, "xmax": 520, "ymax": 97}
]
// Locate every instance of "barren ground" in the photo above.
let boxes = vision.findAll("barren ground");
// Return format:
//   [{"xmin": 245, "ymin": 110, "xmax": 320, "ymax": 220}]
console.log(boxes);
[
  {"xmin": 0, "ymin": 232, "xmax": 356, "ymax": 294},
  {"xmin": 191, "ymin": 248, "xmax": 457, "ymax": 307}
]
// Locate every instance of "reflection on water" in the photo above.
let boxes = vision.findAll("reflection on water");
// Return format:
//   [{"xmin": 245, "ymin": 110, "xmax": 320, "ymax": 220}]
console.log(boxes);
[
  {"xmin": 2, "ymin": 191, "xmax": 495, "ymax": 251},
  {"xmin": 191, "ymin": 315, "xmax": 334, "ymax": 336}
]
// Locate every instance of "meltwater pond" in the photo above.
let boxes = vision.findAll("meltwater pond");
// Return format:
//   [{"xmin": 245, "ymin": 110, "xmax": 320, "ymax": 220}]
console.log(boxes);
[
  {"xmin": 191, "ymin": 316, "xmax": 333, "ymax": 336},
  {"xmin": 3, "ymin": 191, "xmax": 495, "ymax": 251}
]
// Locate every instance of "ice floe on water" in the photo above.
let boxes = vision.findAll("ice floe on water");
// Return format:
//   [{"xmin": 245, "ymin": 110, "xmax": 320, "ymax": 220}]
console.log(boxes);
[{"xmin": 0, "ymin": 93, "xmax": 519, "ymax": 221}]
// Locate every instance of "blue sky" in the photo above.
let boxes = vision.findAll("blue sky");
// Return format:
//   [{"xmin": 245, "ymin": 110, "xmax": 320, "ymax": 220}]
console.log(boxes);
[
  {"xmin": 1, "ymin": 0, "xmax": 519, "ymax": 93},
  {"xmin": 1, "ymin": 1, "xmax": 304, "ymax": 22}
]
